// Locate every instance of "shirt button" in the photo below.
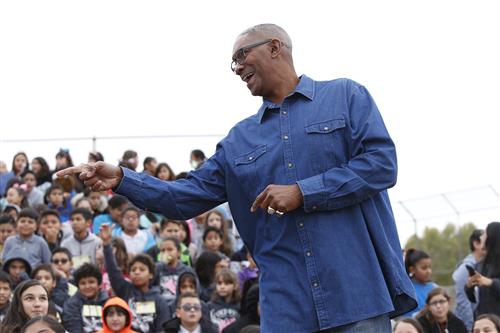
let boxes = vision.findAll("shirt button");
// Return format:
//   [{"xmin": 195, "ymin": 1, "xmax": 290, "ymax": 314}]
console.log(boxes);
[
  {"xmin": 282, "ymin": 111, "xmax": 287, "ymax": 115},
  {"xmin": 283, "ymin": 135, "xmax": 289, "ymax": 140},
  {"xmin": 248, "ymin": 156, "xmax": 253, "ymax": 161},
  {"xmin": 288, "ymin": 163, "xmax": 293, "ymax": 168},
  {"xmin": 299, "ymin": 222, "xmax": 304, "ymax": 228},
  {"xmin": 324, "ymin": 126, "xmax": 329, "ymax": 131},
  {"xmin": 313, "ymin": 282, "xmax": 319, "ymax": 287},
  {"xmin": 312, "ymin": 206, "xmax": 317, "ymax": 210},
  {"xmin": 306, "ymin": 251, "xmax": 312, "ymax": 257}
]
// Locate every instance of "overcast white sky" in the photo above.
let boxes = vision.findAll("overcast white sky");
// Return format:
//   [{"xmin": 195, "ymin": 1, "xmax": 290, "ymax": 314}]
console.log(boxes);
[{"xmin": 1, "ymin": 0, "xmax": 499, "ymax": 244}]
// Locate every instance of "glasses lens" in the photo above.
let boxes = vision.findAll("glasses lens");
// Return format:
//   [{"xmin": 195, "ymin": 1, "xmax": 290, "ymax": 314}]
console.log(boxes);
[
  {"xmin": 182, "ymin": 304, "xmax": 201, "ymax": 312},
  {"xmin": 53, "ymin": 259, "xmax": 68, "ymax": 264}
]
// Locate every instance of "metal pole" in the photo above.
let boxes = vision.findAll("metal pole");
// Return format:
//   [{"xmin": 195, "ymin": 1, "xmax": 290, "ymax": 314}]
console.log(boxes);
[
  {"xmin": 399, "ymin": 201, "xmax": 419, "ymax": 248},
  {"xmin": 441, "ymin": 193, "xmax": 463, "ymax": 259}
]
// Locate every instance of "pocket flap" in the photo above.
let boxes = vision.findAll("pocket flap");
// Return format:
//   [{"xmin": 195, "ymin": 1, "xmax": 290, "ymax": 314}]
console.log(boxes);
[
  {"xmin": 234, "ymin": 145, "xmax": 267, "ymax": 165},
  {"xmin": 305, "ymin": 118, "xmax": 345, "ymax": 134}
]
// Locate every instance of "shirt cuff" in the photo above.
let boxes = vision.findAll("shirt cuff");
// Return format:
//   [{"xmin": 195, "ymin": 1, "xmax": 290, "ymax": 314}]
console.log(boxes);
[
  {"xmin": 297, "ymin": 174, "xmax": 328, "ymax": 213},
  {"xmin": 114, "ymin": 167, "xmax": 141, "ymax": 197}
]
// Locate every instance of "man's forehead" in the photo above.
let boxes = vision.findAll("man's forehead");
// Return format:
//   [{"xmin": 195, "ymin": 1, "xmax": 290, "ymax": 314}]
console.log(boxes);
[{"xmin": 232, "ymin": 32, "xmax": 263, "ymax": 54}]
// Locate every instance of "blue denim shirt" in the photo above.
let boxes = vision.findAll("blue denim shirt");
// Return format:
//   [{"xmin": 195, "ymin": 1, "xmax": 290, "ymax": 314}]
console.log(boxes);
[{"xmin": 116, "ymin": 75, "xmax": 416, "ymax": 332}]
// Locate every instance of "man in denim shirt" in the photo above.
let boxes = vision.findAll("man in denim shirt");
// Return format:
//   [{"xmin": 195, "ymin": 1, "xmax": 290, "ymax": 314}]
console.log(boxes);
[{"xmin": 59, "ymin": 23, "xmax": 416, "ymax": 333}]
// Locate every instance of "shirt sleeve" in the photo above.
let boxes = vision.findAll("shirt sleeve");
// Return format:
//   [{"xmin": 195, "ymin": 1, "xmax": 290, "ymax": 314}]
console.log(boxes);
[
  {"xmin": 40, "ymin": 238, "xmax": 52, "ymax": 264},
  {"xmin": 115, "ymin": 147, "xmax": 228, "ymax": 219},
  {"xmin": 297, "ymin": 81, "xmax": 397, "ymax": 212},
  {"xmin": 103, "ymin": 243, "xmax": 132, "ymax": 300},
  {"xmin": 62, "ymin": 297, "xmax": 83, "ymax": 333}
]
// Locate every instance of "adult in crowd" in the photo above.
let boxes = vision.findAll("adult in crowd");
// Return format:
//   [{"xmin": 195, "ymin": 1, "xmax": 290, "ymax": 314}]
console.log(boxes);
[
  {"xmin": 189, "ymin": 149, "xmax": 206, "ymax": 170},
  {"xmin": 57, "ymin": 23, "xmax": 416, "ymax": 332},
  {"xmin": 452, "ymin": 229, "xmax": 486, "ymax": 331},
  {"xmin": 466, "ymin": 221, "xmax": 500, "ymax": 317}
]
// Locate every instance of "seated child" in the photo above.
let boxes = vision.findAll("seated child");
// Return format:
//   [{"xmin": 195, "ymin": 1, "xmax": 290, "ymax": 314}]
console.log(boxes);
[
  {"xmin": 1, "ymin": 247, "xmax": 32, "ymax": 289},
  {"xmin": 155, "ymin": 237, "xmax": 189, "ymax": 301},
  {"xmin": 2, "ymin": 208, "xmax": 51, "ymax": 268},
  {"xmin": 61, "ymin": 208, "xmax": 102, "ymax": 267},
  {"xmin": 163, "ymin": 292, "xmax": 218, "ymax": 333},
  {"xmin": 38, "ymin": 209, "xmax": 72, "ymax": 252},
  {"xmin": 63, "ymin": 263, "xmax": 109, "ymax": 333},
  {"xmin": 45, "ymin": 183, "xmax": 72, "ymax": 223},
  {"xmin": 208, "ymin": 269, "xmax": 241, "ymax": 332},
  {"xmin": 97, "ymin": 296, "xmax": 138, "ymax": 333},
  {"xmin": 0, "ymin": 271, "xmax": 12, "ymax": 322},
  {"xmin": 92, "ymin": 195, "xmax": 129, "ymax": 235},
  {"xmin": 112, "ymin": 207, "xmax": 155, "ymax": 256},
  {"xmin": 31, "ymin": 264, "xmax": 69, "ymax": 311},
  {"xmin": 0, "ymin": 214, "xmax": 16, "ymax": 257},
  {"xmin": 147, "ymin": 219, "xmax": 192, "ymax": 266}
]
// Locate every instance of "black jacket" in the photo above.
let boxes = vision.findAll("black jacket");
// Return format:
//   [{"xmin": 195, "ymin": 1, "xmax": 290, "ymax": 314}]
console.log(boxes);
[
  {"xmin": 163, "ymin": 317, "xmax": 218, "ymax": 333},
  {"xmin": 417, "ymin": 312, "xmax": 467, "ymax": 333}
]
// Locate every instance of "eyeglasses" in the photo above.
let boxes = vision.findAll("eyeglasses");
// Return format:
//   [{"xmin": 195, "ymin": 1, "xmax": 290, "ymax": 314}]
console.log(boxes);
[
  {"xmin": 179, "ymin": 303, "xmax": 202, "ymax": 312},
  {"xmin": 231, "ymin": 39, "xmax": 273, "ymax": 72},
  {"xmin": 429, "ymin": 299, "xmax": 448, "ymax": 307},
  {"xmin": 52, "ymin": 259, "xmax": 69, "ymax": 265}
]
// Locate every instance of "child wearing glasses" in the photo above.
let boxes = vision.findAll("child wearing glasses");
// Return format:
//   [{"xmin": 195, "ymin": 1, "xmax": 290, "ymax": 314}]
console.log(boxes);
[
  {"xmin": 164, "ymin": 292, "xmax": 218, "ymax": 333},
  {"xmin": 415, "ymin": 287, "xmax": 467, "ymax": 333},
  {"xmin": 51, "ymin": 247, "xmax": 78, "ymax": 297}
]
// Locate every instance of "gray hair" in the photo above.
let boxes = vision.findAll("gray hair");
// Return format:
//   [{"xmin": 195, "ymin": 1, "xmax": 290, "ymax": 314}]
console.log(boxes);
[{"xmin": 239, "ymin": 23, "xmax": 292, "ymax": 51}]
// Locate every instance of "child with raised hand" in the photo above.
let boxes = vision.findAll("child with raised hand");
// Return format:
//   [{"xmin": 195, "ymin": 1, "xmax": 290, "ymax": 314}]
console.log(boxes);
[
  {"xmin": 208, "ymin": 269, "xmax": 241, "ymax": 332},
  {"xmin": 2, "ymin": 208, "xmax": 51, "ymax": 269},
  {"xmin": 63, "ymin": 263, "xmax": 109, "ymax": 333},
  {"xmin": 404, "ymin": 248, "xmax": 438, "ymax": 317},
  {"xmin": 97, "ymin": 296, "xmax": 138, "ymax": 333},
  {"xmin": 100, "ymin": 223, "xmax": 171, "ymax": 333},
  {"xmin": 155, "ymin": 236, "xmax": 189, "ymax": 301}
]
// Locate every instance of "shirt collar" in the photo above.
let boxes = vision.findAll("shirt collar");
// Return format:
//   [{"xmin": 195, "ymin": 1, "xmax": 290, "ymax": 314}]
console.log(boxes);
[
  {"xmin": 180, "ymin": 324, "xmax": 201, "ymax": 333},
  {"xmin": 257, "ymin": 74, "xmax": 315, "ymax": 123}
]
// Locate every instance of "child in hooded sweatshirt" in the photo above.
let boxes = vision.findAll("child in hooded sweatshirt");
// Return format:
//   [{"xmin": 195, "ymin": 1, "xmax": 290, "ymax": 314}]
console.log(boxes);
[
  {"xmin": 208, "ymin": 269, "xmax": 241, "ymax": 332},
  {"xmin": 155, "ymin": 237, "xmax": 189, "ymax": 302},
  {"xmin": 100, "ymin": 223, "xmax": 171, "ymax": 333},
  {"xmin": 97, "ymin": 296, "xmax": 138, "ymax": 333}
]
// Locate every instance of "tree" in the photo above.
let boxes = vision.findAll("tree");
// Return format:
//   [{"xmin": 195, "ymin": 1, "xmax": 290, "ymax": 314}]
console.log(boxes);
[{"xmin": 405, "ymin": 222, "xmax": 477, "ymax": 285}]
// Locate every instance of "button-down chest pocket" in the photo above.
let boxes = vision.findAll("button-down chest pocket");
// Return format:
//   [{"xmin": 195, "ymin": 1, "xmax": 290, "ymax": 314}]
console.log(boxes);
[
  {"xmin": 234, "ymin": 145, "xmax": 267, "ymax": 198},
  {"xmin": 305, "ymin": 118, "xmax": 347, "ymax": 173}
]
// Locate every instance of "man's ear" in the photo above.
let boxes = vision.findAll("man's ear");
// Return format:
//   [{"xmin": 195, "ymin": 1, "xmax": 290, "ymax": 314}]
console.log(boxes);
[{"xmin": 270, "ymin": 39, "xmax": 282, "ymax": 58}]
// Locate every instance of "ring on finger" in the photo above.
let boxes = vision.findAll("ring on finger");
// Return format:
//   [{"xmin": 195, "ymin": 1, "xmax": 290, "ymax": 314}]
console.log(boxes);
[
  {"xmin": 275, "ymin": 210, "xmax": 285, "ymax": 217},
  {"xmin": 267, "ymin": 206, "xmax": 276, "ymax": 215}
]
